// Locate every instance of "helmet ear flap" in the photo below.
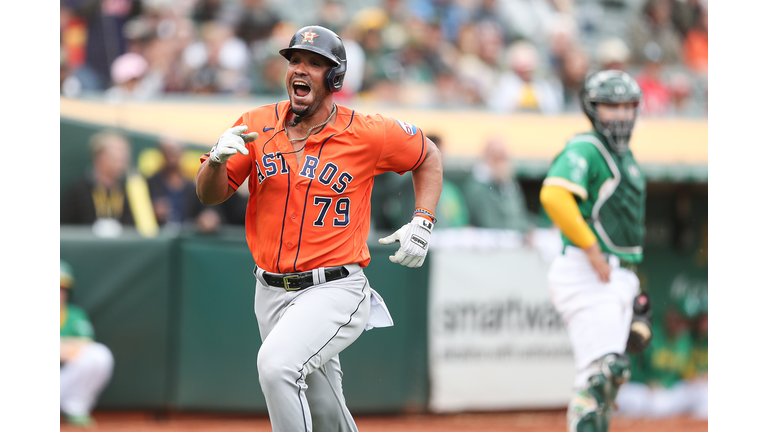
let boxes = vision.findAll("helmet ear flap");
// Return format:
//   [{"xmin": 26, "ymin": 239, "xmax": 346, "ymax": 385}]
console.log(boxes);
[{"xmin": 326, "ymin": 59, "xmax": 346, "ymax": 92}]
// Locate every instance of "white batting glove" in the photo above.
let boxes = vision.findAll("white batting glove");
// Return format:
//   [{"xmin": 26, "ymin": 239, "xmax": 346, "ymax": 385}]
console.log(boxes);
[
  {"xmin": 378, "ymin": 217, "xmax": 434, "ymax": 268},
  {"xmin": 209, "ymin": 125, "xmax": 257, "ymax": 164}
]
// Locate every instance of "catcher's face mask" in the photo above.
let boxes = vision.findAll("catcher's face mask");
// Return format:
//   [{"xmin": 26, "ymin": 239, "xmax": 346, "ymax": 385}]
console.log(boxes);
[{"xmin": 580, "ymin": 70, "xmax": 643, "ymax": 155}]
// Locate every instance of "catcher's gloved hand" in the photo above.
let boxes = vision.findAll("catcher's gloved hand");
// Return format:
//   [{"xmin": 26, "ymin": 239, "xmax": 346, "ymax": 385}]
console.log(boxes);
[
  {"xmin": 626, "ymin": 292, "xmax": 653, "ymax": 353},
  {"xmin": 209, "ymin": 125, "xmax": 257, "ymax": 164},
  {"xmin": 378, "ymin": 217, "xmax": 434, "ymax": 268}
]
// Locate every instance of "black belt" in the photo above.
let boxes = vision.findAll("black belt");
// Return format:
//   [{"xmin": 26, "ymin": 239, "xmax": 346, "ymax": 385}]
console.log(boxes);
[{"xmin": 262, "ymin": 266, "xmax": 350, "ymax": 291}]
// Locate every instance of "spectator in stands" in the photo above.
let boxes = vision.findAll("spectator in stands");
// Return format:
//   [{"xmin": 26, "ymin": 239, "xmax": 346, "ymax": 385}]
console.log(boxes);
[
  {"xmin": 58, "ymin": 0, "xmax": 709, "ymax": 117},
  {"xmin": 409, "ymin": 0, "xmax": 473, "ymax": 44},
  {"xmin": 596, "ymin": 37, "xmax": 631, "ymax": 71},
  {"xmin": 682, "ymin": 1, "xmax": 707, "ymax": 75},
  {"xmin": 121, "ymin": 6, "xmax": 194, "ymax": 97},
  {"xmin": 671, "ymin": 0, "xmax": 702, "ymax": 38},
  {"xmin": 146, "ymin": 137, "xmax": 198, "ymax": 228},
  {"xmin": 335, "ymin": 24, "xmax": 367, "ymax": 102},
  {"xmin": 150, "ymin": 15, "xmax": 199, "ymax": 94},
  {"xmin": 628, "ymin": 0, "xmax": 682, "ymax": 66},
  {"xmin": 391, "ymin": 20, "xmax": 453, "ymax": 106},
  {"xmin": 462, "ymin": 137, "xmax": 532, "ymax": 231},
  {"xmin": 251, "ymin": 52, "xmax": 290, "ymax": 96},
  {"xmin": 373, "ymin": 135, "xmax": 469, "ymax": 230},
  {"xmin": 317, "ymin": 0, "xmax": 349, "ymax": 34},
  {"xmin": 351, "ymin": 7, "xmax": 396, "ymax": 100},
  {"xmin": 487, "ymin": 40, "xmax": 563, "ymax": 114},
  {"xmin": 142, "ymin": 136, "xmax": 247, "ymax": 234},
  {"xmin": 61, "ymin": 130, "xmax": 136, "ymax": 229},
  {"xmin": 181, "ymin": 20, "xmax": 250, "ymax": 94},
  {"xmin": 232, "ymin": 0, "xmax": 281, "ymax": 48},
  {"xmin": 667, "ymin": 72, "xmax": 698, "ymax": 117},
  {"xmin": 497, "ymin": 0, "xmax": 559, "ymax": 47},
  {"xmin": 429, "ymin": 135, "xmax": 470, "ymax": 227},
  {"xmin": 471, "ymin": 0, "xmax": 512, "ymax": 43},
  {"xmin": 559, "ymin": 46, "xmax": 591, "ymax": 112},
  {"xmin": 60, "ymin": 260, "xmax": 114, "ymax": 427},
  {"xmin": 186, "ymin": 183, "xmax": 249, "ymax": 234},
  {"xmin": 634, "ymin": 45, "xmax": 673, "ymax": 116},
  {"xmin": 105, "ymin": 52, "xmax": 164, "ymax": 102},
  {"xmin": 61, "ymin": 0, "xmax": 141, "ymax": 90},
  {"xmin": 60, "ymin": 2, "xmax": 102, "ymax": 97},
  {"xmin": 545, "ymin": 13, "xmax": 579, "ymax": 77},
  {"xmin": 245, "ymin": 19, "xmax": 299, "ymax": 97},
  {"xmin": 191, "ymin": 0, "xmax": 224, "ymax": 23},
  {"xmin": 453, "ymin": 22, "xmax": 494, "ymax": 105}
]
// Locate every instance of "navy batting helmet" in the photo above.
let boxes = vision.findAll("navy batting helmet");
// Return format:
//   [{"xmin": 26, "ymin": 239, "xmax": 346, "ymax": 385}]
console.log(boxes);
[{"xmin": 279, "ymin": 25, "xmax": 347, "ymax": 93}]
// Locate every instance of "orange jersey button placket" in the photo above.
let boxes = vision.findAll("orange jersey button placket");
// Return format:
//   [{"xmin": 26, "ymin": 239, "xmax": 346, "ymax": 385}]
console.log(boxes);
[{"xmin": 279, "ymin": 172, "xmax": 309, "ymax": 271}]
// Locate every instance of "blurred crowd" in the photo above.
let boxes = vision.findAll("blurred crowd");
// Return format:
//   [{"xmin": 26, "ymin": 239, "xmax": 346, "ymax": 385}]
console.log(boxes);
[
  {"xmin": 60, "ymin": 129, "xmax": 248, "ymax": 235},
  {"xmin": 60, "ymin": 0, "xmax": 707, "ymax": 117},
  {"xmin": 59, "ymin": 127, "xmax": 536, "ymax": 236}
]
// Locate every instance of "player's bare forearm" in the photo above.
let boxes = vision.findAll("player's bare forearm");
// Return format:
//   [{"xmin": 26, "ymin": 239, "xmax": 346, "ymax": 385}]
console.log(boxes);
[
  {"xmin": 411, "ymin": 138, "xmax": 443, "ymax": 213},
  {"xmin": 196, "ymin": 159, "xmax": 236, "ymax": 205},
  {"xmin": 584, "ymin": 242, "xmax": 611, "ymax": 282}
]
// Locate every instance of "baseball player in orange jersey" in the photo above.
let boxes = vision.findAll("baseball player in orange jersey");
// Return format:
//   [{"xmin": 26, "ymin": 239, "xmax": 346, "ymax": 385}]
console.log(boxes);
[{"xmin": 196, "ymin": 25, "xmax": 443, "ymax": 432}]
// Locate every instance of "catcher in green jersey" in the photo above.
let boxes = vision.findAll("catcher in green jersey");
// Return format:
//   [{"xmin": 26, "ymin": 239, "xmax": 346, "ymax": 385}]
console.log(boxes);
[{"xmin": 540, "ymin": 70, "xmax": 652, "ymax": 432}]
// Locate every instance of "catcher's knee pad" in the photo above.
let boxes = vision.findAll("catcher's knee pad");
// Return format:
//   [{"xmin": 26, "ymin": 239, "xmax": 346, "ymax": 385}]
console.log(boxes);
[
  {"xmin": 626, "ymin": 292, "xmax": 653, "ymax": 353},
  {"xmin": 589, "ymin": 353, "xmax": 631, "ymax": 401},
  {"xmin": 569, "ymin": 354, "xmax": 631, "ymax": 432}
]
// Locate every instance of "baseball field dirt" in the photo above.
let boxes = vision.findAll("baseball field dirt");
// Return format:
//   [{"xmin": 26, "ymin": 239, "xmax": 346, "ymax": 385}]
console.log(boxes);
[{"xmin": 60, "ymin": 409, "xmax": 708, "ymax": 431}]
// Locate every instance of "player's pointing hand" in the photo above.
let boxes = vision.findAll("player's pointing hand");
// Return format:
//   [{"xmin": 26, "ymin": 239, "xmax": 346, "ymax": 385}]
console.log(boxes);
[
  {"xmin": 378, "ymin": 216, "xmax": 434, "ymax": 268},
  {"xmin": 209, "ymin": 125, "xmax": 257, "ymax": 164}
]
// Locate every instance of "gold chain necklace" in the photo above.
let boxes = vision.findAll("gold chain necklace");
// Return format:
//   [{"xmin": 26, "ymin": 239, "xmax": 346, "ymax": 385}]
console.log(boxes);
[{"xmin": 286, "ymin": 104, "xmax": 337, "ymax": 143}]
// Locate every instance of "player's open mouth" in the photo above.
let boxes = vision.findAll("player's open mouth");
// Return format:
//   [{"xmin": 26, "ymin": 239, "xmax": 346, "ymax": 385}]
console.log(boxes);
[{"xmin": 293, "ymin": 81, "xmax": 311, "ymax": 99}]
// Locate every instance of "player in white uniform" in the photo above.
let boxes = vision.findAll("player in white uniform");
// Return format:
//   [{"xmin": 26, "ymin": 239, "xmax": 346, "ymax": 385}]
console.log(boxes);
[
  {"xmin": 60, "ymin": 260, "xmax": 114, "ymax": 427},
  {"xmin": 540, "ymin": 70, "xmax": 652, "ymax": 432}
]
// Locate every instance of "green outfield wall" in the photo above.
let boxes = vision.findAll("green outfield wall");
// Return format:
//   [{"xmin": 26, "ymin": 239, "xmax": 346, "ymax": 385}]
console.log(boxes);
[{"xmin": 61, "ymin": 227, "xmax": 430, "ymax": 413}]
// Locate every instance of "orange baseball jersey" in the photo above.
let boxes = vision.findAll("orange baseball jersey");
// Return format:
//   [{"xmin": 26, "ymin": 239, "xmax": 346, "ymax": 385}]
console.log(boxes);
[{"xmin": 201, "ymin": 101, "xmax": 428, "ymax": 273}]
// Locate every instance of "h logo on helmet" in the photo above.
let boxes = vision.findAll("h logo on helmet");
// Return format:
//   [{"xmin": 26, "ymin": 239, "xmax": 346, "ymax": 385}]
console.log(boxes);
[{"xmin": 301, "ymin": 30, "xmax": 318, "ymax": 45}]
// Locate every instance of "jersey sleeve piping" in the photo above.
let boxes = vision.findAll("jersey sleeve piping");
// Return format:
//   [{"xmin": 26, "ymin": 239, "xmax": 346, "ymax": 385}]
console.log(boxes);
[
  {"xmin": 542, "ymin": 176, "xmax": 588, "ymax": 200},
  {"xmin": 344, "ymin": 110, "xmax": 355, "ymax": 129},
  {"xmin": 397, "ymin": 128, "xmax": 426, "ymax": 174}
]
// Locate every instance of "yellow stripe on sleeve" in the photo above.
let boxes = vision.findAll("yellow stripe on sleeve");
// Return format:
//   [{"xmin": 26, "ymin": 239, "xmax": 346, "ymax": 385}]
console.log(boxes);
[
  {"xmin": 539, "ymin": 184, "xmax": 597, "ymax": 249},
  {"xmin": 542, "ymin": 177, "xmax": 588, "ymax": 200}
]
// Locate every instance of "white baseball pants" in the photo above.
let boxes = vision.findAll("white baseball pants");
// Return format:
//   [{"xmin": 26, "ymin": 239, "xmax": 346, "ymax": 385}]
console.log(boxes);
[
  {"xmin": 254, "ymin": 264, "xmax": 372, "ymax": 432},
  {"xmin": 60, "ymin": 342, "xmax": 114, "ymax": 417},
  {"xmin": 548, "ymin": 246, "xmax": 639, "ymax": 388}
]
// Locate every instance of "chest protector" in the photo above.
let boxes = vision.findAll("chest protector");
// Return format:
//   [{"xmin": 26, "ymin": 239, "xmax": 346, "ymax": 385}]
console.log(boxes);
[{"xmin": 586, "ymin": 136, "xmax": 646, "ymax": 258}]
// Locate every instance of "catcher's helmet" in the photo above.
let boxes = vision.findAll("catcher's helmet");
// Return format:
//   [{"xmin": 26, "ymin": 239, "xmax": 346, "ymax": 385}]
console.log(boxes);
[
  {"xmin": 580, "ymin": 70, "xmax": 642, "ymax": 155},
  {"xmin": 279, "ymin": 25, "xmax": 347, "ymax": 93}
]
